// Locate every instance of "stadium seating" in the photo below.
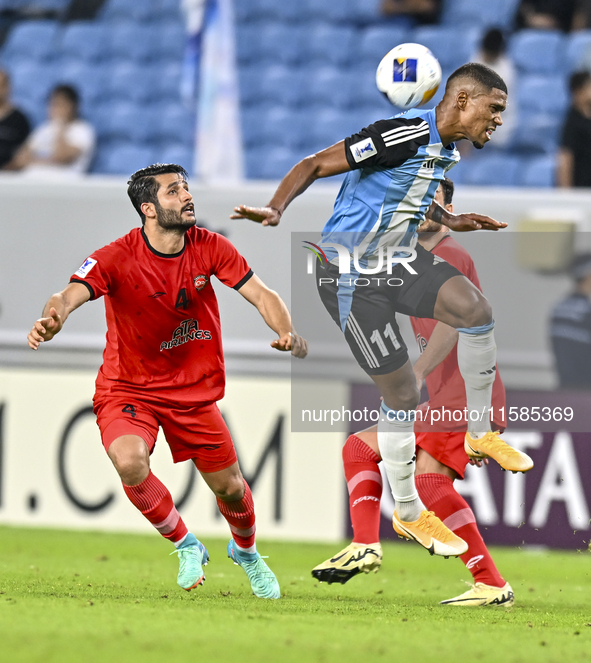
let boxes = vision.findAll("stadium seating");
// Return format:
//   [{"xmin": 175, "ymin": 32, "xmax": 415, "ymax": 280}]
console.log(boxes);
[
  {"xmin": 462, "ymin": 154, "xmax": 522, "ymax": 187},
  {"xmin": 510, "ymin": 30, "xmax": 565, "ymax": 75},
  {"xmin": 101, "ymin": 144, "xmax": 157, "ymax": 175},
  {"xmin": 520, "ymin": 155, "xmax": 556, "ymax": 187}
]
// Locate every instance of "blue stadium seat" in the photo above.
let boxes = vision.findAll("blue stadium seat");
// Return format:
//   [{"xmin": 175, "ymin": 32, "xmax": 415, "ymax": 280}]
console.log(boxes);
[
  {"xmin": 99, "ymin": 103, "xmax": 160, "ymax": 143},
  {"xmin": 510, "ymin": 30, "xmax": 566, "ymax": 75},
  {"xmin": 257, "ymin": 66, "xmax": 308, "ymax": 108},
  {"xmin": 565, "ymin": 30, "xmax": 591, "ymax": 72},
  {"xmin": 305, "ymin": 24, "xmax": 356, "ymax": 67},
  {"xmin": 56, "ymin": 61, "xmax": 108, "ymax": 107},
  {"xmin": 240, "ymin": 0, "xmax": 302, "ymax": 23},
  {"xmin": 152, "ymin": 62, "xmax": 183, "ymax": 100},
  {"xmin": 57, "ymin": 22, "xmax": 110, "ymax": 64},
  {"xmin": 261, "ymin": 24, "xmax": 306, "ymax": 66},
  {"xmin": 107, "ymin": 23, "xmax": 155, "ymax": 63},
  {"xmin": 306, "ymin": 108, "xmax": 361, "ymax": 151},
  {"xmin": 411, "ymin": 26, "xmax": 480, "ymax": 71},
  {"xmin": 359, "ymin": 26, "xmax": 409, "ymax": 68},
  {"xmin": 516, "ymin": 76, "xmax": 568, "ymax": 115},
  {"xmin": 107, "ymin": 64, "xmax": 158, "ymax": 104},
  {"xmin": 155, "ymin": 22, "xmax": 186, "ymax": 63},
  {"xmin": 306, "ymin": 67, "xmax": 357, "ymax": 110},
  {"xmin": 101, "ymin": 0, "xmax": 159, "ymax": 23},
  {"xmin": 351, "ymin": 64, "xmax": 398, "ymax": 112},
  {"xmin": 241, "ymin": 106, "xmax": 266, "ymax": 147},
  {"xmin": 512, "ymin": 111, "xmax": 562, "ymax": 154},
  {"xmin": 442, "ymin": 0, "xmax": 520, "ymax": 29},
  {"xmin": 520, "ymin": 155, "xmax": 555, "ymax": 187},
  {"xmin": 1, "ymin": 20, "xmax": 60, "ymax": 62},
  {"xmin": 152, "ymin": 104, "xmax": 195, "ymax": 144},
  {"xmin": 235, "ymin": 22, "xmax": 272, "ymax": 65},
  {"xmin": 349, "ymin": 0, "xmax": 382, "ymax": 24},
  {"xmin": 156, "ymin": 144, "xmax": 195, "ymax": 173},
  {"xmin": 302, "ymin": 0, "xmax": 361, "ymax": 24},
  {"xmin": 7, "ymin": 61, "xmax": 57, "ymax": 107},
  {"xmin": 462, "ymin": 154, "xmax": 522, "ymax": 186},
  {"xmin": 261, "ymin": 106, "xmax": 309, "ymax": 148},
  {"xmin": 246, "ymin": 145, "xmax": 295, "ymax": 179},
  {"xmin": 101, "ymin": 144, "xmax": 157, "ymax": 175}
]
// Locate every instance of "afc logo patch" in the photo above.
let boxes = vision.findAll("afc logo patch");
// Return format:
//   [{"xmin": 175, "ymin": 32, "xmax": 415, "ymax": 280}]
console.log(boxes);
[{"xmin": 194, "ymin": 275, "xmax": 208, "ymax": 291}]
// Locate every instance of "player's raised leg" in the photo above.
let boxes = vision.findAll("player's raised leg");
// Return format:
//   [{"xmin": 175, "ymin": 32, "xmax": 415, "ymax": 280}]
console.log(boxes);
[
  {"xmin": 433, "ymin": 276, "xmax": 533, "ymax": 473},
  {"xmin": 415, "ymin": 443, "xmax": 513, "ymax": 607},
  {"xmin": 107, "ymin": 435, "xmax": 209, "ymax": 591},
  {"xmin": 200, "ymin": 462, "xmax": 280, "ymax": 599},
  {"xmin": 312, "ymin": 433, "xmax": 383, "ymax": 584}
]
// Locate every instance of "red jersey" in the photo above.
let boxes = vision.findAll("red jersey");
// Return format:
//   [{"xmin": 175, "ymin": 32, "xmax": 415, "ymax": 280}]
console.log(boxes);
[
  {"xmin": 411, "ymin": 235, "xmax": 506, "ymax": 432},
  {"xmin": 70, "ymin": 226, "xmax": 252, "ymax": 403}
]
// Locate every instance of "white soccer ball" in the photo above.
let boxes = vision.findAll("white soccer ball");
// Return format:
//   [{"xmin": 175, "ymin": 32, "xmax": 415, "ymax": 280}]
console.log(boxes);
[{"xmin": 376, "ymin": 43, "xmax": 442, "ymax": 110}]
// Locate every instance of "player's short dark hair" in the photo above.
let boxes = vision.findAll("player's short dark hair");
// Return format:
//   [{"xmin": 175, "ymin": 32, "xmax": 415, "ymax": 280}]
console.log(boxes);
[
  {"xmin": 446, "ymin": 63, "xmax": 508, "ymax": 95},
  {"xmin": 51, "ymin": 84, "xmax": 80, "ymax": 114},
  {"xmin": 569, "ymin": 71, "xmax": 591, "ymax": 94},
  {"xmin": 440, "ymin": 177, "xmax": 454, "ymax": 206},
  {"xmin": 127, "ymin": 163, "xmax": 189, "ymax": 224},
  {"xmin": 570, "ymin": 253, "xmax": 591, "ymax": 282}
]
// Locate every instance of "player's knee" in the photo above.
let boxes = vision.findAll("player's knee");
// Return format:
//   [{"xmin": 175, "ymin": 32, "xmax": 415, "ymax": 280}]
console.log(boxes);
[
  {"xmin": 213, "ymin": 476, "xmax": 245, "ymax": 502},
  {"xmin": 383, "ymin": 384, "xmax": 420, "ymax": 412},
  {"xmin": 108, "ymin": 440, "xmax": 149, "ymax": 485},
  {"xmin": 458, "ymin": 292, "xmax": 492, "ymax": 328}
]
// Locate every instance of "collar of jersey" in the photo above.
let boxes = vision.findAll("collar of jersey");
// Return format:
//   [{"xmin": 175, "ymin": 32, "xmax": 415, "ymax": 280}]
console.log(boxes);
[
  {"xmin": 405, "ymin": 107, "xmax": 455, "ymax": 152},
  {"xmin": 141, "ymin": 227, "xmax": 187, "ymax": 258}
]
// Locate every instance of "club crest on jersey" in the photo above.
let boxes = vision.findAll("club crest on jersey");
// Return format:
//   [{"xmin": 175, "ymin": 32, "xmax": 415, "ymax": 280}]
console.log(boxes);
[
  {"xmin": 160, "ymin": 318, "xmax": 212, "ymax": 351},
  {"xmin": 350, "ymin": 138, "xmax": 377, "ymax": 163},
  {"xmin": 75, "ymin": 257, "xmax": 97, "ymax": 278},
  {"xmin": 194, "ymin": 274, "xmax": 208, "ymax": 291}
]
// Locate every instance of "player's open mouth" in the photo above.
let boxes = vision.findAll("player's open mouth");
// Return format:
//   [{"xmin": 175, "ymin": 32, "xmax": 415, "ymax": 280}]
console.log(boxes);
[
  {"xmin": 183, "ymin": 204, "xmax": 195, "ymax": 215},
  {"xmin": 486, "ymin": 129, "xmax": 494, "ymax": 138}
]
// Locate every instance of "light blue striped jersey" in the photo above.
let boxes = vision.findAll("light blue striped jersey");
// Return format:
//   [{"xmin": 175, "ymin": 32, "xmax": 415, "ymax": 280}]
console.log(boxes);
[{"xmin": 321, "ymin": 108, "xmax": 460, "ymax": 260}]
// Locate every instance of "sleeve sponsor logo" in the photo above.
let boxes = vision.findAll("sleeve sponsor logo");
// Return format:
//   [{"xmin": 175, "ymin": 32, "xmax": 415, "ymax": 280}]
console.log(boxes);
[
  {"xmin": 350, "ymin": 138, "xmax": 377, "ymax": 163},
  {"xmin": 75, "ymin": 257, "xmax": 97, "ymax": 278}
]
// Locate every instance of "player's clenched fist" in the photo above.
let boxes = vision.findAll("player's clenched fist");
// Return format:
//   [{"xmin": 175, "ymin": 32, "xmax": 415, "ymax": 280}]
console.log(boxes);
[
  {"xmin": 27, "ymin": 307, "xmax": 63, "ymax": 350},
  {"xmin": 271, "ymin": 332, "xmax": 308, "ymax": 358}
]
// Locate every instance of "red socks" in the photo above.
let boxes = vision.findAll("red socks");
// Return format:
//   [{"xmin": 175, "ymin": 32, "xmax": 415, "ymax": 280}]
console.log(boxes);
[
  {"xmin": 343, "ymin": 435, "xmax": 382, "ymax": 544},
  {"xmin": 123, "ymin": 471, "xmax": 189, "ymax": 544},
  {"xmin": 416, "ymin": 473, "xmax": 505, "ymax": 588},
  {"xmin": 216, "ymin": 480, "xmax": 256, "ymax": 551}
]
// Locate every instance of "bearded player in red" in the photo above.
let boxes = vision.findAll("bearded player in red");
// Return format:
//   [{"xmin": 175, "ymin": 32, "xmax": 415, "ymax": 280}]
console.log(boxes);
[
  {"xmin": 27, "ymin": 163, "xmax": 307, "ymax": 600},
  {"xmin": 312, "ymin": 178, "xmax": 514, "ymax": 608}
]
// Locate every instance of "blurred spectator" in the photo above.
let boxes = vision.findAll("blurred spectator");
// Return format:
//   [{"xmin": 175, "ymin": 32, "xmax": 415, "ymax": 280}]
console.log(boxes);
[
  {"xmin": 550, "ymin": 253, "xmax": 591, "ymax": 389},
  {"xmin": 9, "ymin": 84, "xmax": 95, "ymax": 177},
  {"xmin": 516, "ymin": 0, "xmax": 576, "ymax": 31},
  {"xmin": 380, "ymin": 0, "xmax": 442, "ymax": 25},
  {"xmin": 572, "ymin": 0, "xmax": 591, "ymax": 29},
  {"xmin": 0, "ymin": 69, "xmax": 31, "ymax": 170},
  {"xmin": 472, "ymin": 29, "xmax": 516, "ymax": 147},
  {"xmin": 556, "ymin": 71, "xmax": 591, "ymax": 188}
]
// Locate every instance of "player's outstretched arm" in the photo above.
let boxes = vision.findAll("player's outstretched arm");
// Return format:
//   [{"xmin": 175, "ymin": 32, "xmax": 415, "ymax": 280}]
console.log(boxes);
[
  {"xmin": 27, "ymin": 282, "xmax": 91, "ymax": 350},
  {"xmin": 428, "ymin": 201, "xmax": 508, "ymax": 232},
  {"xmin": 230, "ymin": 142, "xmax": 351, "ymax": 227},
  {"xmin": 236, "ymin": 274, "xmax": 308, "ymax": 358}
]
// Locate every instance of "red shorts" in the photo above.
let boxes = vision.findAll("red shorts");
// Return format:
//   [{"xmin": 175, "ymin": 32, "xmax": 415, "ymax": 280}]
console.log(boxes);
[
  {"xmin": 415, "ymin": 431, "xmax": 469, "ymax": 479},
  {"xmin": 94, "ymin": 390, "xmax": 237, "ymax": 473}
]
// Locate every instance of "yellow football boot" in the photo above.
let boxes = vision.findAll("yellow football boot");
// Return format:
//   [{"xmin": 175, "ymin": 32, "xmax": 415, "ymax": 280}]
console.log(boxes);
[
  {"xmin": 465, "ymin": 431, "xmax": 534, "ymax": 473},
  {"xmin": 392, "ymin": 510, "xmax": 468, "ymax": 557},
  {"xmin": 441, "ymin": 582, "xmax": 514, "ymax": 607},
  {"xmin": 311, "ymin": 542, "xmax": 382, "ymax": 584}
]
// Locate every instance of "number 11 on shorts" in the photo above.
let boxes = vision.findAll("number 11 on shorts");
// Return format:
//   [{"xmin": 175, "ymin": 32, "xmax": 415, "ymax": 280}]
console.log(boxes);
[{"xmin": 370, "ymin": 322, "xmax": 401, "ymax": 357}]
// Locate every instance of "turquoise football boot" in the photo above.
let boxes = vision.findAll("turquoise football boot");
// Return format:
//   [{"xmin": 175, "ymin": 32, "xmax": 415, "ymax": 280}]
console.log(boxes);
[
  {"xmin": 171, "ymin": 535, "xmax": 209, "ymax": 591},
  {"xmin": 227, "ymin": 539, "xmax": 280, "ymax": 599}
]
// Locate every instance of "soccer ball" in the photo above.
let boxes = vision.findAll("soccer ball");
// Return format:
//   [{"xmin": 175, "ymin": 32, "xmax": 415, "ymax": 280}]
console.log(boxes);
[{"xmin": 376, "ymin": 43, "xmax": 442, "ymax": 110}]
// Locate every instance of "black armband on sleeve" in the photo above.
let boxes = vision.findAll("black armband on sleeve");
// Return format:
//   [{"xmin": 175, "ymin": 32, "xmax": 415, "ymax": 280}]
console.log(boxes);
[
  {"xmin": 69, "ymin": 278, "xmax": 95, "ymax": 300},
  {"xmin": 233, "ymin": 269, "xmax": 254, "ymax": 290}
]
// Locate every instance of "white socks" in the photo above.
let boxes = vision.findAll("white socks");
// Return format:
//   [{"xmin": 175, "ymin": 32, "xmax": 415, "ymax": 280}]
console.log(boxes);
[
  {"xmin": 377, "ymin": 402, "xmax": 424, "ymax": 522},
  {"xmin": 457, "ymin": 324, "xmax": 496, "ymax": 439}
]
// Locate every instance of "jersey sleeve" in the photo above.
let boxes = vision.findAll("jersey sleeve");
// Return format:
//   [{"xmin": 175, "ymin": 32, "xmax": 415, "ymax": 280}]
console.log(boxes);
[
  {"xmin": 209, "ymin": 233, "xmax": 253, "ymax": 289},
  {"xmin": 69, "ymin": 243, "xmax": 127, "ymax": 300},
  {"xmin": 433, "ymin": 238, "xmax": 482, "ymax": 290},
  {"xmin": 560, "ymin": 109, "xmax": 578, "ymax": 151},
  {"xmin": 344, "ymin": 116, "xmax": 431, "ymax": 170}
]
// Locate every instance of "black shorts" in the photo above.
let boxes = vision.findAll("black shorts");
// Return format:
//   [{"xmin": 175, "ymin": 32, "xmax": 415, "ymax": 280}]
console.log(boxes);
[{"xmin": 316, "ymin": 243, "xmax": 461, "ymax": 375}]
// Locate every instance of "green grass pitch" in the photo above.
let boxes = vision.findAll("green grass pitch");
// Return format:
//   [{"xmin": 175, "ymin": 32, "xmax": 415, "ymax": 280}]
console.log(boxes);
[{"xmin": 1, "ymin": 526, "xmax": 590, "ymax": 663}]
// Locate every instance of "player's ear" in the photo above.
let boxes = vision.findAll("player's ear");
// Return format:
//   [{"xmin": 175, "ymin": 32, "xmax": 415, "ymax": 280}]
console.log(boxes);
[
  {"xmin": 141, "ymin": 201, "xmax": 157, "ymax": 220},
  {"xmin": 446, "ymin": 204, "xmax": 453, "ymax": 213},
  {"xmin": 456, "ymin": 90, "xmax": 468, "ymax": 110}
]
